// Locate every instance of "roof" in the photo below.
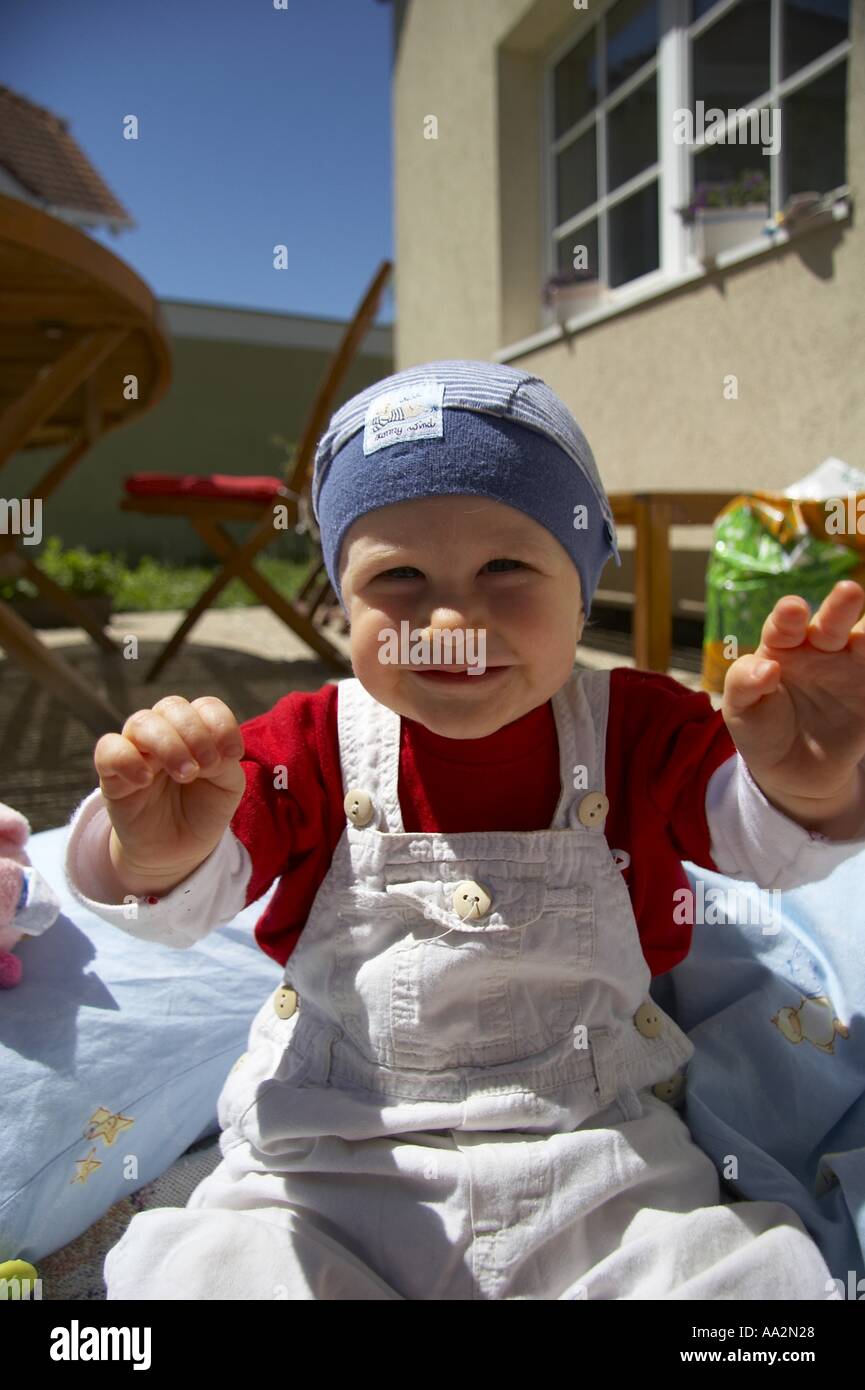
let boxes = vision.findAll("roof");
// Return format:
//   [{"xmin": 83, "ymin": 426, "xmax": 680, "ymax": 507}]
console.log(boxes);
[
  {"xmin": 0, "ymin": 85, "xmax": 134, "ymax": 233},
  {"xmin": 160, "ymin": 298, "xmax": 393, "ymax": 356}
]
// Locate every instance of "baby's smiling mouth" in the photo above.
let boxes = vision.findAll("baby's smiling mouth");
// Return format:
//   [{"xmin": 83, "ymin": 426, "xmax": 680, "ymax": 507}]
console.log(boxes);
[{"xmin": 407, "ymin": 665, "xmax": 510, "ymax": 682}]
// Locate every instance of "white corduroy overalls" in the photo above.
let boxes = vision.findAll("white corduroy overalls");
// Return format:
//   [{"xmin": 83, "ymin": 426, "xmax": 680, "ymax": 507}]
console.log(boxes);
[{"xmin": 104, "ymin": 669, "xmax": 833, "ymax": 1300}]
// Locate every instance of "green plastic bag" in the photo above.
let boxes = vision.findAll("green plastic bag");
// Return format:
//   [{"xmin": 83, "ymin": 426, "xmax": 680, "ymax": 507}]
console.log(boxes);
[{"xmin": 702, "ymin": 497, "xmax": 860, "ymax": 691}]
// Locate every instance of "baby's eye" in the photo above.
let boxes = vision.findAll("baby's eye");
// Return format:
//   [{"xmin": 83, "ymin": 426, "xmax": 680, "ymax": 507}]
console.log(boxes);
[
  {"xmin": 377, "ymin": 559, "xmax": 525, "ymax": 579},
  {"xmin": 483, "ymin": 558, "xmax": 524, "ymax": 573}
]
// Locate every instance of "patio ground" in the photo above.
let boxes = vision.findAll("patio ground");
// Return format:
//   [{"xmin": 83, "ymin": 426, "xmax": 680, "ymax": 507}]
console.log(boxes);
[{"xmin": 0, "ymin": 607, "xmax": 721, "ymax": 832}]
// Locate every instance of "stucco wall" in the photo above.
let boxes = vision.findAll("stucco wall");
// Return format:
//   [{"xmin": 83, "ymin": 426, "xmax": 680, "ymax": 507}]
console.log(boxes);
[{"xmin": 392, "ymin": 0, "xmax": 865, "ymax": 607}]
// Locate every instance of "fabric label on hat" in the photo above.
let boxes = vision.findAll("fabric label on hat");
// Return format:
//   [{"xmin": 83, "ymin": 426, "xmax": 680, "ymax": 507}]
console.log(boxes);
[{"xmin": 362, "ymin": 379, "xmax": 445, "ymax": 456}]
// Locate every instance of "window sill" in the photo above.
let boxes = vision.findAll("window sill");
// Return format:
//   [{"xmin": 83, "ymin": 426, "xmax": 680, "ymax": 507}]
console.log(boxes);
[{"xmin": 495, "ymin": 197, "xmax": 852, "ymax": 365}]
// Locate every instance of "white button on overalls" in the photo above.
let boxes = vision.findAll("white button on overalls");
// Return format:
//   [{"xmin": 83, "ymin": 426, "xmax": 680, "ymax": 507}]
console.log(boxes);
[
  {"xmin": 633, "ymin": 1000, "xmax": 664, "ymax": 1038},
  {"xmin": 273, "ymin": 985, "xmax": 298, "ymax": 1020},
  {"xmin": 452, "ymin": 880, "xmax": 492, "ymax": 921},
  {"xmin": 653, "ymin": 1070, "xmax": 685, "ymax": 1104},
  {"xmin": 577, "ymin": 791, "xmax": 609, "ymax": 827},
  {"xmin": 344, "ymin": 788, "xmax": 374, "ymax": 827}
]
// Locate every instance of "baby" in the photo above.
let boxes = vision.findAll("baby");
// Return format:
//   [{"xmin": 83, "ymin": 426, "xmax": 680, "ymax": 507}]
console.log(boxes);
[{"xmin": 64, "ymin": 359, "xmax": 865, "ymax": 1300}]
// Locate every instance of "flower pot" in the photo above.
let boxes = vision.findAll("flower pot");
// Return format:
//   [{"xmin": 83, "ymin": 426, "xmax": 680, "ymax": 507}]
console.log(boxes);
[
  {"xmin": 694, "ymin": 204, "xmax": 769, "ymax": 263},
  {"xmin": 3, "ymin": 593, "xmax": 113, "ymax": 630},
  {"xmin": 544, "ymin": 280, "xmax": 609, "ymax": 326}
]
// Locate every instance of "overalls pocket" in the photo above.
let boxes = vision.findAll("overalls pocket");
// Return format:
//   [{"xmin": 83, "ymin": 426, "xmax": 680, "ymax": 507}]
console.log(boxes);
[{"xmin": 329, "ymin": 864, "xmax": 598, "ymax": 1072}]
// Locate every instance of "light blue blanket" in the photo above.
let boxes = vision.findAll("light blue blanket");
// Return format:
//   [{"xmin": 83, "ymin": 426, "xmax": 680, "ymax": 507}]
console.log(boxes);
[
  {"xmin": 0, "ymin": 826, "xmax": 281, "ymax": 1265},
  {"xmin": 652, "ymin": 852, "xmax": 865, "ymax": 1294}
]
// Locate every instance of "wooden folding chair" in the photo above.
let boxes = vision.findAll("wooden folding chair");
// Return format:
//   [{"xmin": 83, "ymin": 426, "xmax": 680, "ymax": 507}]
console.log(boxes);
[{"xmin": 121, "ymin": 259, "xmax": 393, "ymax": 682}]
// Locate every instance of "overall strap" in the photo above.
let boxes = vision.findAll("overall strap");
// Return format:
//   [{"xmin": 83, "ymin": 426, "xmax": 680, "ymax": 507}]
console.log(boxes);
[
  {"xmin": 549, "ymin": 666, "xmax": 611, "ymax": 831},
  {"xmin": 336, "ymin": 678, "xmax": 405, "ymax": 832}
]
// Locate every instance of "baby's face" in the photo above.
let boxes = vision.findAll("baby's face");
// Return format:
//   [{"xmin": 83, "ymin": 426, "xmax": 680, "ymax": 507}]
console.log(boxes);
[{"xmin": 339, "ymin": 495, "xmax": 584, "ymax": 739}]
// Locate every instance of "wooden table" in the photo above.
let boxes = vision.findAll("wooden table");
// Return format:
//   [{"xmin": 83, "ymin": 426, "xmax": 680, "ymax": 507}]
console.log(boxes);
[
  {"xmin": 0, "ymin": 193, "xmax": 171, "ymax": 734},
  {"xmin": 607, "ymin": 491, "xmax": 739, "ymax": 673}
]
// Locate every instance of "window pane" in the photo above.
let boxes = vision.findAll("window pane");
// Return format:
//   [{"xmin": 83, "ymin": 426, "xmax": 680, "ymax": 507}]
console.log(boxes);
[
  {"xmin": 783, "ymin": 0, "xmax": 849, "ymax": 80},
  {"xmin": 605, "ymin": 0, "xmax": 659, "ymax": 97},
  {"xmin": 556, "ymin": 126, "xmax": 598, "ymax": 224},
  {"xmin": 608, "ymin": 181, "xmax": 659, "ymax": 286},
  {"xmin": 553, "ymin": 31, "xmax": 598, "ymax": 138},
  {"xmin": 692, "ymin": 0, "xmax": 720, "ymax": 20},
  {"xmin": 608, "ymin": 75, "xmax": 657, "ymax": 191},
  {"xmin": 782, "ymin": 61, "xmax": 847, "ymax": 197},
  {"xmin": 693, "ymin": 0, "xmax": 770, "ymax": 111},
  {"xmin": 556, "ymin": 222, "xmax": 600, "ymax": 280}
]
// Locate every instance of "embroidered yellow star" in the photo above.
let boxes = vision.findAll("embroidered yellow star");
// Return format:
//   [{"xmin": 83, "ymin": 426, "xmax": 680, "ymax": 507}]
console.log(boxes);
[
  {"xmin": 84, "ymin": 1106, "xmax": 135, "ymax": 1147},
  {"xmin": 71, "ymin": 1147, "xmax": 102, "ymax": 1184}
]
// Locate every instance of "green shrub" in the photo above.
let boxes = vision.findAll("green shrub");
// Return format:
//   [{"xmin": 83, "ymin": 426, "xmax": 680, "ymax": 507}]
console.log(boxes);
[
  {"xmin": 0, "ymin": 538, "xmax": 315, "ymax": 611},
  {"xmin": 0, "ymin": 536, "xmax": 122, "ymax": 600}
]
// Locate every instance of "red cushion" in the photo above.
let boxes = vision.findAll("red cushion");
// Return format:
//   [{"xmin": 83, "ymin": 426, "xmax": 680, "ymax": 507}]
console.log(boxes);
[{"xmin": 124, "ymin": 473, "xmax": 286, "ymax": 504}]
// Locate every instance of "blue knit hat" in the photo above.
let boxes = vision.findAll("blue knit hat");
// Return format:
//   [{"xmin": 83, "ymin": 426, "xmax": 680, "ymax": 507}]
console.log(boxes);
[{"xmin": 311, "ymin": 360, "xmax": 621, "ymax": 619}]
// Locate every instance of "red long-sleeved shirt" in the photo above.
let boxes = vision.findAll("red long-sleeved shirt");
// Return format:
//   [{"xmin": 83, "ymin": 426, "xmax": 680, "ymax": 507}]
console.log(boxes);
[{"xmin": 229, "ymin": 668, "xmax": 736, "ymax": 978}]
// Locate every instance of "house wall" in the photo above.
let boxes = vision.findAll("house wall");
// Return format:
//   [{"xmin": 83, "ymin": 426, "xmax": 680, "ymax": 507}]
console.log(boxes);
[
  {"xmin": 4, "ymin": 304, "xmax": 392, "ymax": 566},
  {"xmin": 392, "ymin": 0, "xmax": 865, "ymax": 611}
]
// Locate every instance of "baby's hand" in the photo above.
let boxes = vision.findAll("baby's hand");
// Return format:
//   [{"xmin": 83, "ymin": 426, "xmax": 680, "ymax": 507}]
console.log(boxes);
[
  {"xmin": 722, "ymin": 580, "xmax": 865, "ymax": 827},
  {"xmin": 94, "ymin": 696, "xmax": 247, "ymax": 897}
]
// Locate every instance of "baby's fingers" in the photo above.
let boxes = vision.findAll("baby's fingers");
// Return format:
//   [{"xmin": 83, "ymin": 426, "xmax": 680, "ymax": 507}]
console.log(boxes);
[
  {"xmin": 188, "ymin": 696, "xmax": 245, "ymax": 762},
  {"xmin": 116, "ymin": 707, "xmax": 205, "ymax": 784},
  {"xmin": 723, "ymin": 652, "xmax": 782, "ymax": 716},
  {"xmin": 149, "ymin": 695, "xmax": 233, "ymax": 774},
  {"xmin": 760, "ymin": 581, "xmax": 865, "ymax": 654},
  {"xmin": 94, "ymin": 731, "xmax": 156, "ymax": 799}
]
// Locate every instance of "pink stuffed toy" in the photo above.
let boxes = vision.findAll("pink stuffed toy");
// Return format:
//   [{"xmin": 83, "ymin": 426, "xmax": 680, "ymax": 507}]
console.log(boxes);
[{"xmin": 0, "ymin": 802, "xmax": 61, "ymax": 988}]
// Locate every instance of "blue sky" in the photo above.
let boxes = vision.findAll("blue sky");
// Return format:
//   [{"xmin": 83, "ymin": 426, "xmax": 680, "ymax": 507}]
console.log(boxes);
[{"xmin": 0, "ymin": 0, "xmax": 395, "ymax": 323}]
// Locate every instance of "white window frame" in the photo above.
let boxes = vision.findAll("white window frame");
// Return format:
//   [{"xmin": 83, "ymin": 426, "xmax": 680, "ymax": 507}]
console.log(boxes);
[
  {"xmin": 540, "ymin": 0, "xmax": 852, "ymax": 331},
  {"xmin": 688, "ymin": 0, "xmax": 851, "ymax": 225}
]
